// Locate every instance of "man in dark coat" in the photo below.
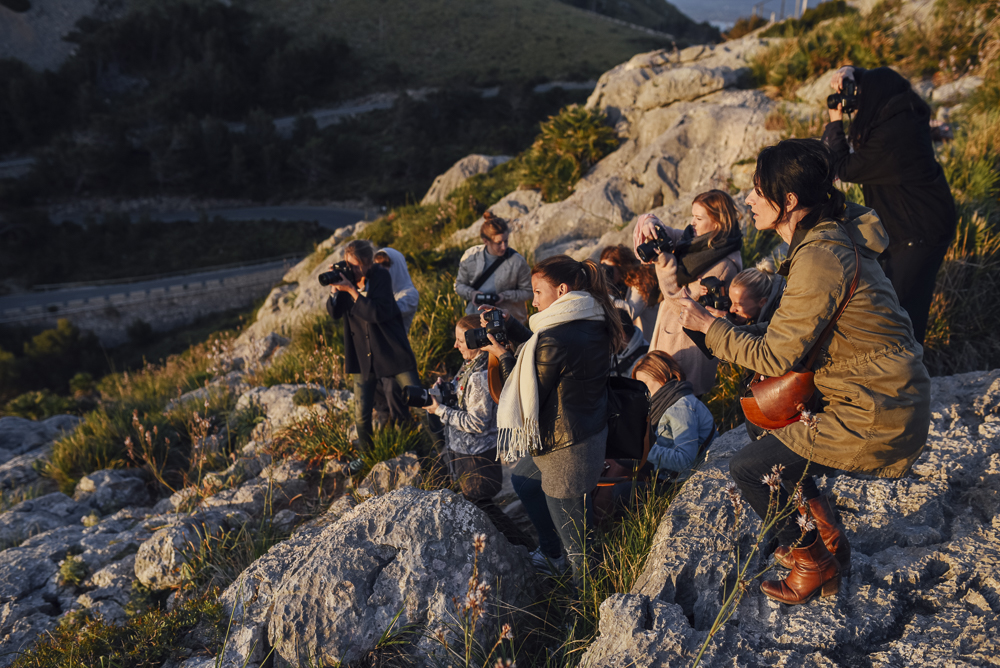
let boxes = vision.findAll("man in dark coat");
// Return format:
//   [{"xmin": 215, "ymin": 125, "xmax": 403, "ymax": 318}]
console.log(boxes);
[
  {"xmin": 822, "ymin": 65, "xmax": 957, "ymax": 345},
  {"xmin": 327, "ymin": 240, "xmax": 421, "ymax": 458}
]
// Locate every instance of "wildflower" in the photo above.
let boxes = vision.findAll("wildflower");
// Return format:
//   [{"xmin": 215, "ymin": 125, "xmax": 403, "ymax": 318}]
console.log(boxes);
[
  {"xmin": 797, "ymin": 513, "xmax": 816, "ymax": 533},
  {"xmin": 473, "ymin": 533, "xmax": 487, "ymax": 554},
  {"xmin": 500, "ymin": 623, "xmax": 513, "ymax": 640},
  {"xmin": 760, "ymin": 472, "xmax": 781, "ymax": 493},
  {"xmin": 493, "ymin": 660, "xmax": 515, "ymax": 668},
  {"xmin": 770, "ymin": 463, "xmax": 785, "ymax": 477},
  {"xmin": 791, "ymin": 485, "xmax": 804, "ymax": 508},
  {"xmin": 799, "ymin": 409, "xmax": 821, "ymax": 434}
]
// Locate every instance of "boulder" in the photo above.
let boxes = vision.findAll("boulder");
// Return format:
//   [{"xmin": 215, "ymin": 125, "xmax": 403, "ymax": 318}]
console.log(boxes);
[
  {"xmin": 580, "ymin": 369, "xmax": 1000, "ymax": 667},
  {"xmin": 421, "ymin": 154, "xmax": 512, "ymax": 205},
  {"xmin": 0, "ymin": 415, "xmax": 80, "ymax": 457},
  {"xmin": 73, "ymin": 469, "xmax": 149, "ymax": 515},
  {"xmin": 931, "ymin": 75, "xmax": 984, "ymax": 106},
  {"xmin": 76, "ymin": 554, "xmax": 137, "ymax": 625},
  {"xmin": 134, "ymin": 509, "xmax": 249, "ymax": 590},
  {"xmin": 218, "ymin": 487, "xmax": 537, "ymax": 668},
  {"xmin": 0, "ymin": 493, "xmax": 90, "ymax": 548},
  {"xmin": 586, "ymin": 39, "xmax": 772, "ymax": 130},
  {"xmin": 356, "ymin": 452, "xmax": 422, "ymax": 499},
  {"xmin": 201, "ymin": 459, "xmax": 310, "ymax": 517},
  {"xmin": 793, "ymin": 68, "xmax": 840, "ymax": 107}
]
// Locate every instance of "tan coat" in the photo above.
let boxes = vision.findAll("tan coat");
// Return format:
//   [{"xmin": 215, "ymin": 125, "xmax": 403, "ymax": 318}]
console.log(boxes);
[
  {"xmin": 650, "ymin": 226, "xmax": 742, "ymax": 395},
  {"xmin": 705, "ymin": 204, "xmax": 931, "ymax": 478}
]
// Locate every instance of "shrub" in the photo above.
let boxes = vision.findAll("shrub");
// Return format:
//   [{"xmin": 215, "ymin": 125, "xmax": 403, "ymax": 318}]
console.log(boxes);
[
  {"xmin": 245, "ymin": 315, "xmax": 343, "ymax": 389},
  {"xmin": 271, "ymin": 405, "xmax": 354, "ymax": 465},
  {"xmin": 57, "ymin": 554, "xmax": 88, "ymax": 587},
  {"xmin": 2, "ymin": 390, "xmax": 77, "ymax": 420},
  {"xmin": 522, "ymin": 105, "xmax": 620, "ymax": 202},
  {"xmin": 725, "ymin": 15, "xmax": 768, "ymax": 40}
]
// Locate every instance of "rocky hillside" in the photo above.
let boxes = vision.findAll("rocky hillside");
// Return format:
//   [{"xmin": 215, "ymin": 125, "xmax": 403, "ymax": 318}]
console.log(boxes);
[{"xmin": 1, "ymin": 4, "xmax": 996, "ymax": 666}]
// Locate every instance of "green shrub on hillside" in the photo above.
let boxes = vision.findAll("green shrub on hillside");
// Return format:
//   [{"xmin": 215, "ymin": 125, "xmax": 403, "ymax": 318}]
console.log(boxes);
[
  {"xmin": 725, "ymin": 15, "xmax": 768, "ymax": 41},
  {"xmin": 523, "ymin": 106, "xmax": 620, "ymax": 202},
  {"xmin": 2, "ymin": 390, "xmax": 78, "ymax": 420}
]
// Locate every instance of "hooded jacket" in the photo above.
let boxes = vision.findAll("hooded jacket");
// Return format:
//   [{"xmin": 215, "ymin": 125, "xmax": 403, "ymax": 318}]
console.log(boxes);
[
  {"xmin": 823, "ymin": 89, "xmax": 956, "ymax": 247},
  {"xmin": 705, "ymin": 204, "xmax": 931, "ymax": 477}
]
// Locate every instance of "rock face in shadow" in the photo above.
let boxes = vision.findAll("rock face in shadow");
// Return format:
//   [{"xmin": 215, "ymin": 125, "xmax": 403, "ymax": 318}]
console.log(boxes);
[
  {"xmin": 218, "ymin": 487, "xmax": 538, "ymax": 668},
  {"xmin": 581, "ymin": 369, "xmax": 1000, "ymax": 667}
]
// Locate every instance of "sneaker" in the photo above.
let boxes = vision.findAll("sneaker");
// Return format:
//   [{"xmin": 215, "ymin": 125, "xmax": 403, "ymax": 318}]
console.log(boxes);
[{"xmin": 529, "ymin": 547, "xmax": 569, "ymax": 576}]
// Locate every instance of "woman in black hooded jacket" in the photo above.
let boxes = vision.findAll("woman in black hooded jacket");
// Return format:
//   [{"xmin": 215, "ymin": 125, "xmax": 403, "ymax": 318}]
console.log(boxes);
[{"xmin": 822, "ymin": 66, "xmax": 956, "ymax": 345}]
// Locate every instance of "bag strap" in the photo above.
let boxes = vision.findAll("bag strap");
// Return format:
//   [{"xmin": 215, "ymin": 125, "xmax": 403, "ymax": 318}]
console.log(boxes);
[
  {"xmin": 471, "ymin": 248, "xmax": 514, "ymax": 291},
  {"xmin": 802, "ymin": 229, "xmax": 862, "ymax": 371}
]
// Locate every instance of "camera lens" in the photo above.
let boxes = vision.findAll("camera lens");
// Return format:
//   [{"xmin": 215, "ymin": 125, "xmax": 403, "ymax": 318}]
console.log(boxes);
[
  {"xmin": 464, "ymin": 327, "xmax": 491, "ymax": 349},
  {"xmin": 402, "ymin": 385, "xmax": 432, "ymax": 407}
]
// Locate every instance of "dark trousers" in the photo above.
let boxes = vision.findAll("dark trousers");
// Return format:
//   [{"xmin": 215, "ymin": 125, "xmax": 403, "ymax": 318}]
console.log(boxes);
[
  {"xmin": 373, "ymin": 377, "xmax": 410, "ymax": 426},
  {"xmin": 352, "ymin": 369, "xmax": 421, "ymax": 454},
  {"xmin": 446, "ymin": 448, "xmax": 532, "ymax": 548},
  {"xmin": 511, "ymin": 456, "xmax": 592, "ymax": 582},
  {"xmin": 728, "ymin": 433, "xmax": 837, "ymax": 546},
  {"xmin": 880, "ymin": 238, "xmax": 949, "ymax": 346}
]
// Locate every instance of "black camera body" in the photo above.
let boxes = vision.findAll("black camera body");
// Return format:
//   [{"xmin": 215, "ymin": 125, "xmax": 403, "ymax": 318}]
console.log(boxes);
[
  {"xmin": 636, "ymin": 227, "xmax": 674, "ymax": 263},
  {"xmin": 827, "ymin": 78, "xmax": 858, "ymax": 114},
  {"xmin": 318, "ymin": 260, "xmax": 354, "ymax": 286},
  {"xmin": 474, "ymin": 292, "xmax": 501, "ymax": 306},
  {"xmin": 403, "ymin": 381, "xmax": 458, "ymax": 408},
  {"xmin": 465, "ymin": 309, "xmax": 508, "ymax": 349},
  {"xmin": 698, "ymin": 276, "xmax": 732, "ymax": 311}
]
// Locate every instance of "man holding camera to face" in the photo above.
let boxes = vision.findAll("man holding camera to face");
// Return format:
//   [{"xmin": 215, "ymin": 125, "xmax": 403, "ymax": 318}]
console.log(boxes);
[{"xmin": 325, "ymin": 239, "xmax": 422, "ymax": 469}]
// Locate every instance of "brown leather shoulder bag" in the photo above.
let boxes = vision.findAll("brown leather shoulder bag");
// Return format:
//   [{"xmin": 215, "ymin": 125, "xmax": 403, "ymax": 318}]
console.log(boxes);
[{"xmin": 740, "ymin": 233, "xmax": 861, "ymax": 431}]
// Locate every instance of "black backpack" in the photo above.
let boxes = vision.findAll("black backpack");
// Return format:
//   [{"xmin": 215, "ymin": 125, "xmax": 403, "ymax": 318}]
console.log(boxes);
[{"xmin": 605, "ymin": 375, "xmax": 651, "ymax": 461}]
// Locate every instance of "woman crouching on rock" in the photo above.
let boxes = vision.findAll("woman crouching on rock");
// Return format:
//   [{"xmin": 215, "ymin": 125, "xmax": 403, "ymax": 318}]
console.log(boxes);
[
  {"xmin": 480, "ymin": 255, "xmax": 624, "ymax": 584},
  {"xmin": 676, "ymin": 138, "xmax": 931, "ymax": 605}
]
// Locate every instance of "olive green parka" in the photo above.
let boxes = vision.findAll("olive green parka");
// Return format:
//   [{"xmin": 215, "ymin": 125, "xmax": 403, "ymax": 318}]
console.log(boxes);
[{"xmin": 706, "ymin": 203, "xmax": 931, "ymax": 477}]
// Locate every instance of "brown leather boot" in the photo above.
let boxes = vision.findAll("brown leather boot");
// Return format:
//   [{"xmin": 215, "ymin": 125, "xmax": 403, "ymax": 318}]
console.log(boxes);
[
  {"xmin": 774, "ymin": 495, "xmax": 851, "ymax": 571},
  {"xmin": 761, "ymin": 533, "xmax": 841, "ymax": 605}
]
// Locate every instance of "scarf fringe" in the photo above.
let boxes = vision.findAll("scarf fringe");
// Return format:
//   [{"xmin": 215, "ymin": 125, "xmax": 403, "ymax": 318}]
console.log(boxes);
[{"xmin": 497, "ymin": 421, "xmax": 541, "ymax": 462}]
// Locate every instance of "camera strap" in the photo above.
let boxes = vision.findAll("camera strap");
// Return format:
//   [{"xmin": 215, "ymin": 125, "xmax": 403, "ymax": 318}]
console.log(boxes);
[{"xmin": 471, "ymin": 248, "xmax": 515, "ymax": 291}]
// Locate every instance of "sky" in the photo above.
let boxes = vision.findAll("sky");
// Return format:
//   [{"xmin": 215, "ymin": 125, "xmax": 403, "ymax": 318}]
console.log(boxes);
[{"xmin": 670, "ymin": 0, "xmax": 806, "ymax": 29}]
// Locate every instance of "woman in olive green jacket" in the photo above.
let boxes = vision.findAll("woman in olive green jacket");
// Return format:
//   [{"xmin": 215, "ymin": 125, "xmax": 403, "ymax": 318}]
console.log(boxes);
[{"xmin": 670, "ymin": 138, "xmax": 931, "ymax": 606}]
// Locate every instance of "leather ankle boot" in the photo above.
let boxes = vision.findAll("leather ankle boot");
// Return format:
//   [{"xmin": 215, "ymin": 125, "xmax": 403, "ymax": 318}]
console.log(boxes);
[
  {"xmin": 761, "ymin": 533, "xmax": 841, "ymax": 605},
  {"xmin": 774, "ymin": 495, "xmax": 851, "ymax": 571}
]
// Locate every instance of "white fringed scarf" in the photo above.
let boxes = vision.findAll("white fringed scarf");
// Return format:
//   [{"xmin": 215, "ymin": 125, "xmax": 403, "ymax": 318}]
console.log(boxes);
[{"xmin": 496, "ymin": 291, "xmax": 605, "ymax": 462}]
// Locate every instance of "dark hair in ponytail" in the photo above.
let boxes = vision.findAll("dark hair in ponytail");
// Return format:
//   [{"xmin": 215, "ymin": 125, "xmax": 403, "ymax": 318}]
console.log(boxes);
[
  {"xmin": 532, "ymin": 255, "xmax": 627, "ymax": 353},
  {"xmin": 752, "ymin": 138, "xmax": 846, "ymax": 231}
]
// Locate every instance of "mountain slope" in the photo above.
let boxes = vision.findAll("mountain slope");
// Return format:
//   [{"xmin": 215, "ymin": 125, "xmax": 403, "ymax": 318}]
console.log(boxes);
[{"xmin": 235, "ymin": 0, "xmax": 692, "ymax": 86}]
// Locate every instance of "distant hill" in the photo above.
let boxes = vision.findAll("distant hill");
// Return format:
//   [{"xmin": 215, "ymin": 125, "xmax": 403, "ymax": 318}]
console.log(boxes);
[
  {"xmin": 556, "ymin": 0, "xmax": 718, "ymax": 41},
  {"xmin": 235, "ymin": 0, "xmax": 715, "ymax": 87}
]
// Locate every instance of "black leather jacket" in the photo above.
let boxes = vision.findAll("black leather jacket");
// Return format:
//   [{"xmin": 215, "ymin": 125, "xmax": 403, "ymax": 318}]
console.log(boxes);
[{"xmin": 499, "ymin": 317, "xmax": 610, "ymax": 454}]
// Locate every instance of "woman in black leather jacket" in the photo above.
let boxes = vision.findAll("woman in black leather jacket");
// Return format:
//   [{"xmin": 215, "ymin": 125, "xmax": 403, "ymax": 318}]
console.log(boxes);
[{"xmin": 482, "ymin": 255, "xmax": 624, "ymax": 582}]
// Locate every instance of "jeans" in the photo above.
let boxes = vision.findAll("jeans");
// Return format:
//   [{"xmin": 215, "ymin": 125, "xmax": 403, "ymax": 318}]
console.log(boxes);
[
  {"xmin": 352, "ymin": 369, "xmax": 422, "ymax": 454},
  {"xmin": 728, "ymin": 433, "xmax": 837, "ymax": 546},
  {"xmin": 511, "ymin": 455, "xmax": 592, "ymax": 583}
]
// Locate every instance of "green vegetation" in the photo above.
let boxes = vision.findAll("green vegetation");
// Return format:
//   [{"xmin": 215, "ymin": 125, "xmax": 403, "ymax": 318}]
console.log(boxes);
[
  {"xmin": 243, "ymin": 0, "xmax": 689, "ymax": 88},
  {"xmin": 244, "ymin": 315, "xmax": 344, "ymax": 389},
  {"xmin": 57, "ymin": 554, "xmax": 88, "ymax": 587},
  {"xmin": 0, "ymin": 214, "xmax": 327, "ymax": 288},
  {"xmin": 751, "ymin": 0, "xmax": 992, "ymax": 96},
  {"xmin": 11, "ymin": 593, "xmax": 224, "ymax": 668}
]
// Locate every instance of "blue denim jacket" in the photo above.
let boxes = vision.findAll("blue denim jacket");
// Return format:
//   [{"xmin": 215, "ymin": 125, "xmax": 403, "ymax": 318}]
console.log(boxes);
[{"xmin": 648, "ymin": 394, "xmax": 715, "ymax": 475}]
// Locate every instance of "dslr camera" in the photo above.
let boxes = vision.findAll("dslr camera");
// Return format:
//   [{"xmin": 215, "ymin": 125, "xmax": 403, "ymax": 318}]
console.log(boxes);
[
  {"xmin": 403, "ymin": 381, "xmax": 458, "ymax": 408},
  {"xmin": 698, "ymin": 276, "xmax": 732, "ymax": 311},
  {"xmin": 636, "ymin": 226, "xmax": 675, "ymax": 263},
  {"xmin": 474, "ymin": 292, "xmax": 501, "ymax": 306},
  {"xmin": 465, "ymin": 308, "xmax": 508, "ymax": 349},
  {"xmin": 827, "ymin": 78, "xmax": 858, "ymax": 114},
  {"xmin": 318, "ymin": 260, "xmax": 354, "ymax": 286}
]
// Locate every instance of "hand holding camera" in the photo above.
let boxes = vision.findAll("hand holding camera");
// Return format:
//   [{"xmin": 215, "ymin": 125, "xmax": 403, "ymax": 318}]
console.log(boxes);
[
  {"xmin": 319, "ymin": 261, "xmax": 359, "ymax": 297},
  {"xmin": 827, "ymin": 67, "xmax": 857, "ymax": 121},
  {"xmin": 697, "ymin": 276, "xmax": 732, "ymax": 312}
]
